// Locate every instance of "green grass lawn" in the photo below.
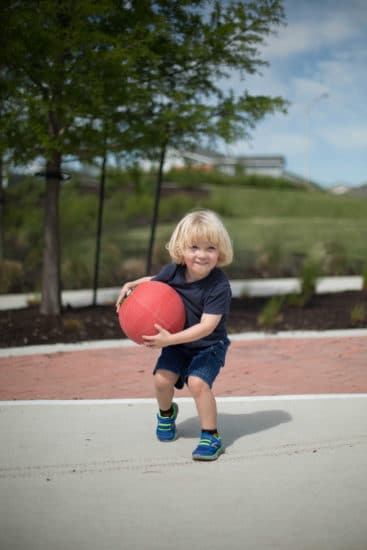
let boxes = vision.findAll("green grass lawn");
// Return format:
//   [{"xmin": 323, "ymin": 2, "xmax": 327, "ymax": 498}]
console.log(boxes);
[
  {"xmin": 3, "ymin": 174, "xmax": 367, "ymax": 291},
  {"xmin": 115, "ymin": 185, "xmax": 367, "ymax": 279}
]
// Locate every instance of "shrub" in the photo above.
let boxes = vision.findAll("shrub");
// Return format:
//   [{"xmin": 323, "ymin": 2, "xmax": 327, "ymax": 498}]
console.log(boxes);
[
  {"xmin": 61, "ymin": 258, "xmax": 93, "ymax": 289},
  {"xmin": 99, "ymin": 242, "xmax": 127, "ymax": 287},
  {"xmin": 152, "ymin": 239, "xmax": 171, "ymax": 270},
  {"xmin": 257, "ymin": 296, "xmax": 285, "ymax": 327},
  {"xmin": 255, "ymin": 241, "xmax": 285, "ymax": 277},
  {"xmin": 205, "ymin": 195, "xmax": 234, "ymax": 217},
  {"xmin": 159, "ymin": 194, "xmax": 196, "ymax": 222},
  {"xmin": 0, "ymin": 260, "xmax": 24, "ymax": 293},
  {"xmin": 362, "ymin": 264, "xmax": 367, "ymax": 291},
  {"xmin": 296, "ymin": 259, "xmax": 321, "ymax": 306},
  {"xmin": 350, "ymin": 304, "xmax": 366, "ymax": 324},
  {"xmin": 123, "ymin": 194, "xmax": 154, "ymax": 225},
  {"xmin": 62, "ymin": 318, "xmax": 84, "ymax": 332},
  {"xmin": 119, "ymin": 258, "xmax": 146, "ymax": 281},
  {"xmin": 310, "ymin": 240, "xmax": 349, "ymax": 275}
]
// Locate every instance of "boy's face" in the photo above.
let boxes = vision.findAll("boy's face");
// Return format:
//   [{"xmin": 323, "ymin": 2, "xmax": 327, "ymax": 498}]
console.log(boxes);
[{"xmin": 183, "ymin": 239, "xmax": 219, "ymax": 282}]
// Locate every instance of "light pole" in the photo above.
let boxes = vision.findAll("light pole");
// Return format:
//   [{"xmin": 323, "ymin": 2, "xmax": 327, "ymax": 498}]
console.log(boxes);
[{"xmin": 304, "ymin": 92, "xmax": 329, "ymax": 187}]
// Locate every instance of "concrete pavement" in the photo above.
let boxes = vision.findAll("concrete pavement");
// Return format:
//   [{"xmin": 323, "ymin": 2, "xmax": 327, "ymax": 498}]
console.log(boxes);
[
  {"xmin": 1, "ymin": 278, "xmax": 367, "ymax": 550},
  {"xmin": 1, "ymin": 395, "xmax": 366, "ymax": 550}
]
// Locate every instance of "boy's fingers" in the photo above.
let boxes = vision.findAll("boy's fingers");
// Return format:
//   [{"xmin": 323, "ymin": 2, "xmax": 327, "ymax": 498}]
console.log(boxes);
[
  {"xmin": 115, "ymin": 295, "xmax": 125, "ymax": 312},
  {"xmin": 115, "ymin": 288, "xmax": 132, "ymax": 311}
]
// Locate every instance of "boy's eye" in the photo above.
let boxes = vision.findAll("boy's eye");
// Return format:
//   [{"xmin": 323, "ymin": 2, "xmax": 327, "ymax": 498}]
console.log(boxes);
[{"xmin": 190, "ymin": 245, "xmax": 198, "ymax": 250}]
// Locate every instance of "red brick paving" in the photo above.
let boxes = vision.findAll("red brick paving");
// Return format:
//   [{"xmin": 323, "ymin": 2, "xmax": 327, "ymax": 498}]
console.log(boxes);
[{"xmin": 1, "ymin": 335, "xmax": 367, "ymax": 400}]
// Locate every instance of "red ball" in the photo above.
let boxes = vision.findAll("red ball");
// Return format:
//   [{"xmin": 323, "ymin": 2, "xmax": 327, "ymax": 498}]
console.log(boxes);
[{"xmin": 118, "ymin": 281, "xmax": 185, "ymax": 344}]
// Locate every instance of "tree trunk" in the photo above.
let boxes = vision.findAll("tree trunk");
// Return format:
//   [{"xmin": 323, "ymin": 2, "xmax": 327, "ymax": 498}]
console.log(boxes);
[
  {"xmin": 40, "ymin": 154, "xmax": 62, "ymax": 315},
  {"xmin": 146, "ymin": 143, "xmax": 166, "ymax": 275}
]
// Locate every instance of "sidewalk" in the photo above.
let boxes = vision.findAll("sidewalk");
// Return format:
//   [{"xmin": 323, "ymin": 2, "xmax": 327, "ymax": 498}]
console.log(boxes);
[
  {"xmin": 1, "ymin": 330, "xmax": 367, "ymax": 550},
  {"xmin": 1, "ymin": 393, "xmax": 367, "ymax": 549},
  {"xmin": 1, "ymin": 329, "xmax": 367, "ymax": 400}
]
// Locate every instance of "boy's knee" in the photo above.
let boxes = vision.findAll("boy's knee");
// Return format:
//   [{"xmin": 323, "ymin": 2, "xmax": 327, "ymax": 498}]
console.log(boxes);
[
  {"xmin": 154, "ymin": 369, "xmax": 178, "ymax": 389},
  {"xmin": 188, "ymin": 375, "xmax": 210, "ymax": 396}
]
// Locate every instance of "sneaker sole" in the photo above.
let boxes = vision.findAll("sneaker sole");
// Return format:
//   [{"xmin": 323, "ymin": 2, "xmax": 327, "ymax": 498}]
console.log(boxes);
[
  {"xmin": 192, "ymin": 447, "xmax": 225, "ymax": 461},
  {"xmin": 156, "ymin": 432, "xmax": 177, "ymax": 442}
]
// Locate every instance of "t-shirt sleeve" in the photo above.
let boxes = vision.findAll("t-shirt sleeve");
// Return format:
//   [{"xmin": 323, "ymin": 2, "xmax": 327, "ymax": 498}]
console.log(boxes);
[
  {"xmin": 152, "ymin": 263, "xmax": 178, "ymax": 283},
  {"xmin": 203, "ymin": 280, "xmax": 232, "ymax": 315}
]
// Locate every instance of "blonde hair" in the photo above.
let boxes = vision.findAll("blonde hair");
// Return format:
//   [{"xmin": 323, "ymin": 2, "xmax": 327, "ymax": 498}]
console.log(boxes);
[{"xmin": 167, "ymin": 210, "xmax": 233, "ymax": 267}]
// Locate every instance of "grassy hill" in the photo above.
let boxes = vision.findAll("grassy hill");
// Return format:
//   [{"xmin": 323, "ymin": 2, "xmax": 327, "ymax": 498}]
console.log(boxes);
[{"xmin": 2, "ymin": 169, "xmax": 367, "ymax": 292}]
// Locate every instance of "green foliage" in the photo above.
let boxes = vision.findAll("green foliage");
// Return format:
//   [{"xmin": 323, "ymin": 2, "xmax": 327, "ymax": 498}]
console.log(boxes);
[
  {"xmin": 60, "ymin": 187, "xmax": 98, "ymax": 239},
  {"xmin": 61, "ymin": 257, "xmax": 93, "ymax": 290},
  {"xmin": 120, "ymin": 194, "xmax": 154, "ymax": 226},
  {"xmin": 2, "ymin": 0, "xmax": 289, "ymax": 313},
  {"xmin": 350, "ymin": 304, "xmax": 366, "ymax": 324},
  {"xmin": 4, "ymin": 171, "xmax": 367, "ymax": 292},
  {"xmin": 362, "ymin": 264, "xmax": 367, "ymax": 291},
  {"xmin": 287, "ymin": 259, "xmax": 321, "ymax": 307},
  {"xmin": 257, "ymin": 296, "xmax": 285, "ymax": 327},
  {"xmin": 119, "ymin": 258, "xmax": 146, "ymax": 281},
  {"xmin": 219, "ymin": 185, "xmax": 367, "ymax": 220},
  {"xmin": 254, "ymin": 240, "xmax": 288, "ymax": 277},
  {"xmin": 0, "ymin": 260, "xmax": 24, "ymax": 293},
  {"xmin": 222, "ymin": 185, "xmax": 367, "ymax": 277},
  {"xmin": 310, "ymin": 241, "xmax": 349, "ymax": 275},
  {"xmin": 159, "ymin": 195, "xmax": 197, "ymax": 223},
  {"xmin": 3, "ymin": 178, "xmax": 43, "ymax": 290},
  {"xmin": 164, "ymin": 168, "xmax": 298, "ymax": 190},
  {"xmin": 62, "ymin": 318, "xmax": 84, "ymax": 332}
]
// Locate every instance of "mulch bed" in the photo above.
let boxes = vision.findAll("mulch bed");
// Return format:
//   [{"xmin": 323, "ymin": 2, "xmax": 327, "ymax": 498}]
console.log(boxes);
[{"xmin": 1, "ymin": 291, "xmax": 366, "ymax": 348}]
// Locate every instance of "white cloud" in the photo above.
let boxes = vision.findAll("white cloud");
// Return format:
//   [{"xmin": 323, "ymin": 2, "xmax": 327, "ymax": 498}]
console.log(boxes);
[
  {"xmin": 321, "ymin": 126, "xmax": 367, "ymax": 149},
  {"xmin": 263, "ymin": 13, "xmax": 359, "ymax": 59},
  {"xmin": 228, "ymin": 130, "xmax": 305, "ymax": 157},
  {"xmin": 315, "ymin": 51, "xmax": 367, "ymax": 88},
  {"xmin": 215, "ymin": 0, "xmax": 367, "ymax": 186}
]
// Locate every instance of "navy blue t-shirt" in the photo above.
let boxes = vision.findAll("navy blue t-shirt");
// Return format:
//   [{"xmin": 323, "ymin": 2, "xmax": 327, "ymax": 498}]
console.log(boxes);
[{"xmin": 153, "ymin": 263, "xmax": 232, "ymax": 349}]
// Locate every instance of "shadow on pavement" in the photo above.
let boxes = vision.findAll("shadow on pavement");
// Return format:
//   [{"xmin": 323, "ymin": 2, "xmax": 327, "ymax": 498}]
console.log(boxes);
[{"xmin": 177, "ymin": 409, "xmax": 292, "ymax": 447}]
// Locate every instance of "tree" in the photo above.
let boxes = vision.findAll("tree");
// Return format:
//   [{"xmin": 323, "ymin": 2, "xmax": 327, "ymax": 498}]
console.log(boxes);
[
  {"xmin": 133, "ymin": 0, "xmax": 288, "ymax": 272},
  {"xmin": 1, "ymin": 3, "xmax": 94, "ymax": 312},
  {"xmin": 0, "ymin": 68, "xmax": 38, "ymax": 260},
  {"xmin": 0, "ymin": 0, "xmax": 155, "ymax": 314},
  {"xmin": 1, "ymin": 0, "xmax": 288, "ymax": 313}
]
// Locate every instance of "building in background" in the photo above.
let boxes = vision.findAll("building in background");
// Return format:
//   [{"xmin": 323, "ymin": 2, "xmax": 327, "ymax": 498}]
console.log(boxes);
[
  {"xmin": 167, "ymin": 147, "xmax": 285, "ymax": 177},
  {"xmin": 165, "ymin": 147, "xmax": 319, "ymax": 189}
]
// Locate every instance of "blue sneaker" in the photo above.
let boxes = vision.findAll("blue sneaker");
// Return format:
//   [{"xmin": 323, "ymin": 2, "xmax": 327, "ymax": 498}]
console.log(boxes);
[
  {"xmin": 192, "ymin": 432, "xmax": 224, "ymax": 461},
  {"xmin": 156, "ymin": 403, "xmax": 178, "ymax": 442}
]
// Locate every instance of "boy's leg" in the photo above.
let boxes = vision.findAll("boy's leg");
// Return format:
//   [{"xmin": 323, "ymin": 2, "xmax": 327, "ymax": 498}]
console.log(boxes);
[
  {"xmin": 154, "ymin": 369, "xmax": 180, "ymax": 442},
  {"xmin": 154, "ymin": 369, "xmax": 179, "ymax": 411},
  {"xmin": 188, "ymin": 375, "xmax": 224, "ymax": 461},
  {"xmin": 187, "ymin": 375, "xmax": 217, "ymax": 430}
]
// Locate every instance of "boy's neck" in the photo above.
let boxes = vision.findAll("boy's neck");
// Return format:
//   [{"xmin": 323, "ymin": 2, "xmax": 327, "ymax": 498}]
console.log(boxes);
[{"xmin": 184, "ymin": 266, "xmax": 214, "ymax": 283}]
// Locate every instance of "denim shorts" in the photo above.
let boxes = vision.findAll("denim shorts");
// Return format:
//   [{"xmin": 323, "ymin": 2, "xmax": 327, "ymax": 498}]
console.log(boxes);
[{"xmin": 153, "ymin": 338, "xmax": 230, "ymax": 389}]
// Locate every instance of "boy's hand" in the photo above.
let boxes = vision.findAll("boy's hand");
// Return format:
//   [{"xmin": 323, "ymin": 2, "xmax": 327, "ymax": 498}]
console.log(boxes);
[
  {"xmin": 142, "ymin": 325, "xmax": 172, "ymax": 348},
  {"xmin": 115, "ymin": 285, "xmax": 133, "ymax": 313}
]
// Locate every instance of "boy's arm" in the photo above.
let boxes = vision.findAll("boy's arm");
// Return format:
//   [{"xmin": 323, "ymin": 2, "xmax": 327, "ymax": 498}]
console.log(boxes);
[{"xmin": 142, "ymin": 313, "xmax": 222, "ymax": 348}]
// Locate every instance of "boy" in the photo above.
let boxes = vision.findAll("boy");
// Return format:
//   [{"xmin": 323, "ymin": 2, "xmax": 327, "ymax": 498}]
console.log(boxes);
[{"xmin": 116, "ymin": 210, "xmax": 233, "ymax": 460}]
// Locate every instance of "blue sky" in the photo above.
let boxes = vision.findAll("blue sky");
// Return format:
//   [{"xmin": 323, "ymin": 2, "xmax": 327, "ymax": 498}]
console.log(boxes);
[{"xmin": 223, "ymin": 0, "xmax": 367, "ymax": 188}]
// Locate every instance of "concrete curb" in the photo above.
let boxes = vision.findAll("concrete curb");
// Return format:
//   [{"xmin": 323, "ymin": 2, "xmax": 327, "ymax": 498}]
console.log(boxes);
[{"xmin": 0, "ymin": 276, "xmax": 363, "ymax": 310}]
